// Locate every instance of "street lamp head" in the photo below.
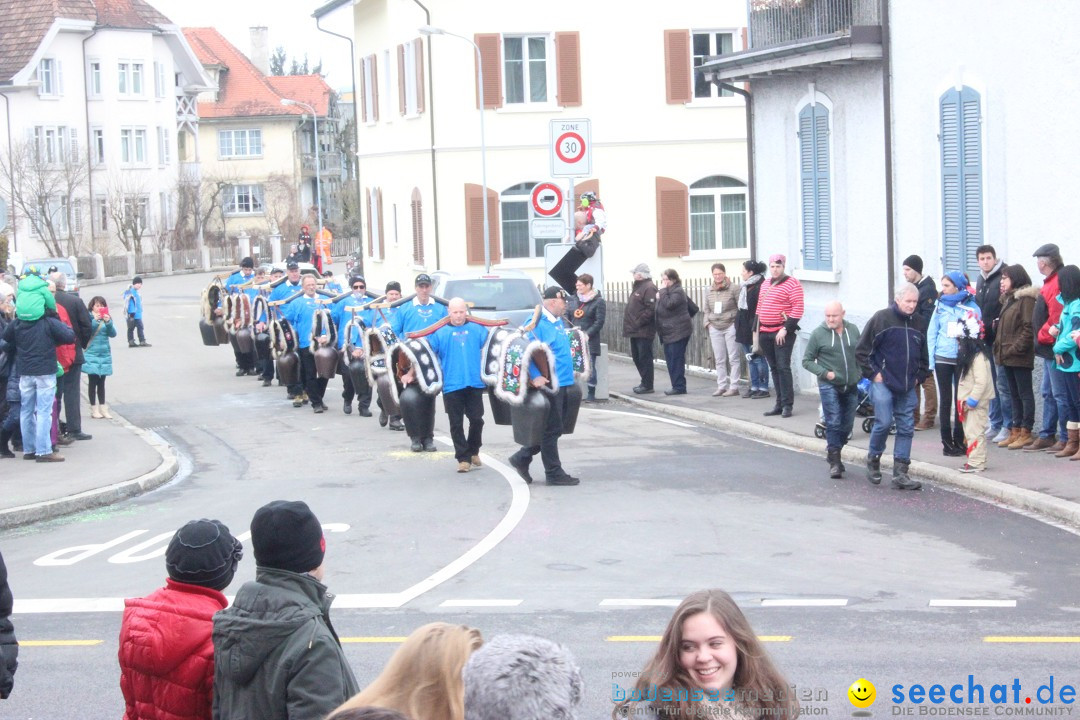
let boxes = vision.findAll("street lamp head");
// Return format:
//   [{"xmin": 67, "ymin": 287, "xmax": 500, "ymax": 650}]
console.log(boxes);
[
  {"xmin": 280, "ymin": 98, "xmax": 295, "ymax": 106},
  {"xmin": 418, "ymin": 25, "xmax": 445, "ymax": 35}
]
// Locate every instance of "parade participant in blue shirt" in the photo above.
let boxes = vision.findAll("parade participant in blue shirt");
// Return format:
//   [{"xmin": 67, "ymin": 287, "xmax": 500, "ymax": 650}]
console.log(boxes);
[
  {"xmin": 224, "ymin": 257, "xmax": 255, "ymax": 292},
  {"xmin": 508, "ymin": 287, "xmax": 580, "ymax": 486},
  {"xmin": 422, "ymin": 298, "xmax": 490, "ymax": 472},
  {"xmin": 323, "ymin": 271, "xmax": 344, "ymax": 295},
  {"xmin": 368, "ymin": 281, "xmax": 404, "ymax": 431},
  {"xmin": 245, "ymin": 266, "xmax": 274, "ymax": 385},
  {"xmin": 224, "ymin": 258, "xmax": 257, "ymax": 375},
  {"xmin": 391, "ymin": 274, "xmax": 448, "ymax": 337},
  {"xmin": 282, "ymin": 275, "xmax": 330, "ymax": 412},
  {"xmin": 269, "ymin": 262, "xmax": 304, "ymax": 302},
  {"xmin": 331, "ymin": 275, "xmax": 373, "ymax": 416},
  {"xmin": 123, "ymin": 276, "xmax": 150, "ymax": 348}
]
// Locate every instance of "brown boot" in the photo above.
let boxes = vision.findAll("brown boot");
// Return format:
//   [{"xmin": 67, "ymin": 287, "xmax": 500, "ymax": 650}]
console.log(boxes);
[
  {"xmin": 998, "ymin": 428, "xmax": 1020, "ymax": 448},
  {"xmin": 1054, "ymin": 424, "xmax": 1079, "ymax": 458},
  {"xmin": 1026, "ymin": 435, "xmax": 1057, "ymax": 451},
  {"xmin": 1046, "ymin": 440, "xmax": 1068, "ymax": 453},
  {"xmin": 1008, "ymin": 428, "xmax": 1034, "ymax": 450},
  {"xmin": 915, "ymin": 417, "xmax": 935, "ymax": 431}
]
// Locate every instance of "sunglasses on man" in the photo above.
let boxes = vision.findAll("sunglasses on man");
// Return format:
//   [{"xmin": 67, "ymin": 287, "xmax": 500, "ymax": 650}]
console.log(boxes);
[{"xmin": 353, "ymin": 284, "xmax": 366, "ymax": 290}]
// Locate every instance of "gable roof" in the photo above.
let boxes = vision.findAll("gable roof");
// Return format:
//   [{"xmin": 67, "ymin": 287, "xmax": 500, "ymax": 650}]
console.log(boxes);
[
  {"xmin": 0, "ymin": 0, "xmax": 173, "ymax": 83},
  {"xmin": 183, "ymin": 27, "xmax": 331, "ymax": 119}
]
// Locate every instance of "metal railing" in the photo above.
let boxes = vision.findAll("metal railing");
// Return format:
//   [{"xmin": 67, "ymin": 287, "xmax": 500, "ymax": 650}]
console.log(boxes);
[
  {"xmin": 749, "ymin": 0, "xmax": 881, "ymax": 50},
  {"xmin": 330, "ymin": 235, "xmax": 361, "ymax": 257},
  {"xmin": 302, "ymin": 152, "xmax": 345, "ymax": 175},
  {"xmin": 208, "ymin": 244, "xmax": 236, "ymax": 267},
  {"xmin": 178, "ymin": 162, "xmax": 200, "ymax": 185}
]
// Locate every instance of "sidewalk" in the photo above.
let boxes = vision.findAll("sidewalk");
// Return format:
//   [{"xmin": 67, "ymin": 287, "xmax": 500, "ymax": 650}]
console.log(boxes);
[
  {"xmin": 0, "ymin": 407, "xmax": 178, "ymax": 530},
  {"xmin": 605, "ymin": 355, "xmax": 1080, "ymax": 528}
]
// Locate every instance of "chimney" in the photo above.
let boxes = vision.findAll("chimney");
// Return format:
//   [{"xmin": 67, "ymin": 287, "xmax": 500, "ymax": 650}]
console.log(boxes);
[{"xmin": 249, "ymin": 26, "xmax": 270, "ymax": 75}]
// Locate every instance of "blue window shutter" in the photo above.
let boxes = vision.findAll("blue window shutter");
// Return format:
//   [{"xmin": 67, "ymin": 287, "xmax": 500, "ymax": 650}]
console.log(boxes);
[
  {"xmin": 799, "ymin": 103, "xmax": 832, "ymax": 271},
  {"xmin": 940, "ymin": 87, "xmax": 983, "ymax": 272}
]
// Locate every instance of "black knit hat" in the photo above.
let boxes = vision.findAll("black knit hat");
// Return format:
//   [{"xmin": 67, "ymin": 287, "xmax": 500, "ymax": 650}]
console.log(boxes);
[
  {"xmin": 386, "ymin": 281, "xmax": 402, "ymax": 293},
  {"xmin": 902, "ymin": 255, "xmax": 923, "ymax": 274},
  {"xmin": 165, "ymin": 519, "xmax": 243, "ymax": 591},
  {"xmin": 251, "ymin": 500, "xmax": 325, "ymax": 573}
]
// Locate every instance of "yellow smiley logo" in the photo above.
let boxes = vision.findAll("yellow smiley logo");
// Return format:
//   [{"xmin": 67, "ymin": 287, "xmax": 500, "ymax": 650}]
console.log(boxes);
[{"xmin": 848, "ymin": 678, "xmax": 876, "ymax": 709}]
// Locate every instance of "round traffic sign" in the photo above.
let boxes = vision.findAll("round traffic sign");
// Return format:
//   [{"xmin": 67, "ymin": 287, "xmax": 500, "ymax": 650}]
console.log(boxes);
[
  {"xmin": 531, "ymin": 182, "xmax": 563, "ymax": 217},
  {"xmin": 555, "ymin": 132, "xmax": 586, "ymax": 164}
]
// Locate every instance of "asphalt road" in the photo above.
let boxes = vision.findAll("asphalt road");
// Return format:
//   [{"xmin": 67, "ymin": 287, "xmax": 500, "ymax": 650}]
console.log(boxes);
[{"xmin": 3, "ymin": 271, "xmax": 1080, "ymax": 719}]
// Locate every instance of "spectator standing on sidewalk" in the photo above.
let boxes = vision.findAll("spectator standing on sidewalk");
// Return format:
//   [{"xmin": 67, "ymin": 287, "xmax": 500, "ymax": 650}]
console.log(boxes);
[
  {"xmin": 1030, "ymin": 244, "xmax": 1069, "ymax": 453},
  {"xmin": 84, "ymin": 297, "xmax": 117, "ymax": 421},
  {"xmin": 123, "ymin": 277, "xmax": 150, "ymax": 348},
  {"xmin": 655, "ymin": 269, "xmax": 693, "ymax": 396},
  {"xmin": 51, "ymin": 271, "xmax": 93, "ymax": 442},
  {"xmin": 802, "ymin": 301, "xmax": 862, "ymax": 479},
  {"xmin": 735, "ymin": 260, "xmax": 769, "ymax": 399},
  {"xmin": 993, "ymin": 265, "xmax": 1038, "ymax": 449},
  {"xmin": 928, "ymin": 271, "xmax": 982, "ymax": 457},
  {"xmin": 0, "ymin": 285, "xmax": 21, "ymax": 458},
  {"xmin": 566, "ymin": 274, "xmax": 606, "ymax": 403},
  {"xmin": 956, "ymin": 318, "xmax": 996, "ymax": 473},
  {"xmin": 903, "ymin": 256, "xmax": 938, "ymax": 431},
  {"xmin": 756, "ymin": 254, "xmax": 804, "ymax": 418},
  {"xmin": 1050, "ymin": 264, "xmax": 1080, "ymax": 460},
  {"xmin": 974, "ymin": 245, "xmax": 1012, "ymax": 443},
  {"xmin": 856, "ymin": 282, "xmax": 928, "ymax": 491},
  {"xmin": 624, "ymin": 264, "xmax": 658, "ymax": 395},
  {"xmin": 704, "ymin": 263, "xmax": 740, "ymax": 397}
]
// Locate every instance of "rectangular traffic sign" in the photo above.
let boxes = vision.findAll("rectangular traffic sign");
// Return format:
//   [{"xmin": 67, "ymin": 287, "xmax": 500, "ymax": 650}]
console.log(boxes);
[
  {"xmin": 550, "ymin": 119, "xmax": 592, "ymax": 178},
  {"xmin": 530, "ymin": 218, "xmax": 567, "ymax": 239}
]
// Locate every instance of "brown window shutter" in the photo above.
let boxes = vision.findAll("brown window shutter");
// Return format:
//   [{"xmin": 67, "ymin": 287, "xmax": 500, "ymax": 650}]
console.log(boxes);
[
  {"xmin": 554, "ymin": 31, "xmax": 581, "ymax": 107},
  {"xmin": 397, "ymin": 44, "xmax": 406, "ymax": 115},
  {"xmin": 371, "ymin": 55, "xmax": 380, "ymax": 121},
  {"xmin": 411, "ymin": 187, "xmax": 424, "ymax": 265},
  {"xmin": 474, "ymin": 34, "xmax": 502, "ymax": 109},
  {"xmin": 655, "ymin": 177, "xmax": 689, "ymax": 256},
  {"xmin": 664, "ymin": 29, "xmax": 691, "ymax": 105},
  {"xmin": 415, "ymin": 39, "xmax": 425, "ymax": 114},
  {"xmin": 360, "ymin": 62, "xmax": 368, "ymax": 122},
  {"xmin": 741, "ymin": 27, "xmax": 748, "ymax": 50},
  {"xmin": 377, "ymin": 188, "xmax": 385, "ymax": 259},
  {"xmin": 464, "ymin": 183, "xmax": 501, "ymax": 265},
  {"xmin": 365, "ymin": 188, "xmax": 373, "ymax": 256}
]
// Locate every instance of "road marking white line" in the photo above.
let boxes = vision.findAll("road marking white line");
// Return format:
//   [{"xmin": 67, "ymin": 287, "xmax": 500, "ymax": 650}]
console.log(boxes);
[
  {"xmin": 15, "ymin": 597, "xmax": 126, "ymax": 613},
  {"xmin": 587, "ymin": 408, "xmax": 696, "ymax": 428},
  {"xmin": 929, "ymin": 599, "xmax": 1017, "ymax": 608},
  {"xmin": 439, "ymin": 599, "xmax": 524, "ymax": 607},
  {"xmin": 760, "ymin": 598, "xmax": 849, "ymax": 607},
  {"xmin": 600, "ymin": 598, "xmax": 682, "ymax": 607}
]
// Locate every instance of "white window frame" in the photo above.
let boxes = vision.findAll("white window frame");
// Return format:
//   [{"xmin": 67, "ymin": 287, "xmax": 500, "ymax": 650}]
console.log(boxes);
[
  {"xmin": 94, "ymin": 196, "xmax": 109, "ymax": 235},
  {"xmin": 500, "ymin": 182, "xmax": 554, "ymax": 260},
  {"xmin": 33, "ymin": 125, "xmax": 74, "ymax": 164},
  {"xmin": 123, "ymin": 195, "xmax": 150, "ymax": 230},
  {"xmin": 159, "ymin": 192, "xmax": 174, "ymax": 231},
  {"xmin": 685, "ymin": 176, "xmax": 749, "ymax": 259},
  {"xmin": 120, "ymin": 127, "xmax": 147, "ymax": 165},
  {"xmin": 368, "ymin": 188, "xmax": 382, "ymax": 260},
  {"xmin": 501, "ymin": 35, "xmax": 554, "ymax": 108},
  {"xmin": 154, "ymin": 61, "xmax": 167, "ymax": 99},
  {"xmin": 224, "ymin": 184, "xmax": 265, "ymax": 216},
  {"xmin": 118, "ymin": 61, "xmax": 144, "ymax": 97},
  {"xmin": 38, "ymin": 57, "xmax": 61, "ymax": 97},
  {"xmin": 690, "ymin": 30, "xmax": 742, "ymax": 105},
  {"xmin": 383, "ymin": 48, "xmax": 393, "ymax": 122},
  {"xmin": 217, "ymin": 129, "xmax": 263, "ymax": 159},
  {"xmin": 92, "ymin": 127, "xmax": 105, "ymax": 165},
  {"xmin": 87, "ymin": 60, "xmax": 102, "ymax": 98}
]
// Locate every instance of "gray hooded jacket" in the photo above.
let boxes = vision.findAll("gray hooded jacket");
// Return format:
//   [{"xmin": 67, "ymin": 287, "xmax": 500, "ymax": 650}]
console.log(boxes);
[{"xmin": 212, "ymin": 568, "xmax": 359, "ymax": 720}]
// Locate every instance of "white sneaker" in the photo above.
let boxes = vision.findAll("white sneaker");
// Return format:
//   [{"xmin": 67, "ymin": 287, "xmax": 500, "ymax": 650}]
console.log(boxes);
[
  {"xmin": 991, "ymin": 427, "xmax": 1010, "ymax": 443},
  {"xmin": 986, "ymin": 425, "xmax": 1001, "ymax": 438}
]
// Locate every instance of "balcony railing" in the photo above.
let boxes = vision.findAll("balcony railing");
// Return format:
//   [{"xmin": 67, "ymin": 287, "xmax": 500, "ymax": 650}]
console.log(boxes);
[
  {"xmin": 178, "ymin": 162, "xmax": 200, "ymax": 185},
  {"xmin": 749, "ymin": 0, "xmax": 881, "ymax": 50},
  {"xmin": 302, "ymin": 152, "xmax": 345, "ymax": 175}
]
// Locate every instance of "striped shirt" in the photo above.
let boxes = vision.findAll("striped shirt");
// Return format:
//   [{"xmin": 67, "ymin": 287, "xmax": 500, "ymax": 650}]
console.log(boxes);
[{"xmin": 756, "ymin": 276, "xmax": 805, "ymax": 332}]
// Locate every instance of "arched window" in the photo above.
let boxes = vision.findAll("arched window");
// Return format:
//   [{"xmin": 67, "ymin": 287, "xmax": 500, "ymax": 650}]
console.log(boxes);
[
  {"xmin": 688, "ymin": 175, "xmax": 747, "ymax": 252},
  {"xmin": 501, "ymin": 181, "xmax": 546, "ymax": 259}
]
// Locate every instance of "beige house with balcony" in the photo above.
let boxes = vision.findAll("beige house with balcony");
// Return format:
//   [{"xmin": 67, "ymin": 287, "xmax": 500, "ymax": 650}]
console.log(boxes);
[{"xmin": 182, "ymin": 27, "xmax": 342, "ymax": 258}]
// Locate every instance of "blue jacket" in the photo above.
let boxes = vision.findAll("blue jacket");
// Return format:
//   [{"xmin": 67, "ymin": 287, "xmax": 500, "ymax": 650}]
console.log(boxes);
[
  {"xmin": 123, "ymin": 287, "xmax": 143, "ymax": 320},
  {"xmin": 331, "ymin": 294, "xmax": 372, "ymax": 349},
  {"xmin": 269, "ymin": 280, "xmax": 303, "ymax": 303},
  {"xmin": 225, "ymin": 270, "xmax": 253, "ymax": 292},
  {"xmin": 1053, "ymin": 296, "xmax": 1080, "ymax": 373},
  {"xmin": 283, "ymin": 295, "xmax": 322, "ymax": 349},
  {"xmin": 0, "ymin": 316, "xmax": 76, "ymax": 377},
  {"xmin": 927, "ymin": 295, "xmax": 981, "ymax": 368},
  {"xmin": 528, "ymin": 310, "xmax": 575, "ymax": 388},
  {"xmin": 855, "ymin": 303, "xmax": 930, "ymax": 394},
  {"xmin": 428, "ymin": 321, "xmax": 488, "ymax": 393},
  {"xmin": 391, "ymin": 299, "xmax": 447, "ymax": 337},
  {"xmin": 82, "ymin": 318, "xmax": 116, "ymax": 376}
]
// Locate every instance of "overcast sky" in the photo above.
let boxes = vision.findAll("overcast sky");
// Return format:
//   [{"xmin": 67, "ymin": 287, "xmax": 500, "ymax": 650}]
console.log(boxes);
[{"xmin": 152, "ymin": 0, "xmax": 356, "ymax": 93}]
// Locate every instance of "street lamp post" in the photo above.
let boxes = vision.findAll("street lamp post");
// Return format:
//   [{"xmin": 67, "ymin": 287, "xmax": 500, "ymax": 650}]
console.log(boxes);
[
  {"xmin": 217, "ymin": 181, "xmax": 230, "ymax": 253},
  {"xmin": 281, "ymin": 98, "xmax": 323, "ymax": 254},
  {"xmin": 418, "ymin": 25, "xmax": 490, "ymax": 272}
]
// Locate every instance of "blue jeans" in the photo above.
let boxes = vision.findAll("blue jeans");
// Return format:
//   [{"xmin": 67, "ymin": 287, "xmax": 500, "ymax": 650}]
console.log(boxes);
[
  {"xmin": 1040, "ymin": 358, "xmax": 1059, "ymax": 439},
  {"xmin": 818, "ymin": 382, "xmax": 858, "ymax": 451},
  {"xmin": 19, "ymin": 374, "xmax": 56, "ymax": 456},
  {"xmin": 663, "ymin": 337, "xmax": 689, "ymax": 392},
  {"xmin": 742, "ymin": 343, "xmax": 770, "ymax": 391},
  {"xmin": 1046, "ymin": 361, "xmax": 1071, "ymax": 437},
  {"xmin": 989, "ymin": 361, "xmax": 1012, "ymax": 429},
  {"xmin": 1061, "ymin": 371, "xmax": 1080, "ymax": 423},
  {"xmin": 869, "ymin": 382, "xmax": 917, "ymax": 461}
]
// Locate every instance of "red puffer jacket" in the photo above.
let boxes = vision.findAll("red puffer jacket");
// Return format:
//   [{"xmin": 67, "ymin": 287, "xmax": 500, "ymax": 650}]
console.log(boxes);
[{"xmin": 118, "ymin": 579, "xmax": 227, "ymax": 720}]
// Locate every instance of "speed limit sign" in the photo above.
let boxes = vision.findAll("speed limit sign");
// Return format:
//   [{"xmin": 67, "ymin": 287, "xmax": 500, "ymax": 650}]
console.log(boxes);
[{"xmin": 550, "ymin": 118, "xmax": 592, "ymax": 177}]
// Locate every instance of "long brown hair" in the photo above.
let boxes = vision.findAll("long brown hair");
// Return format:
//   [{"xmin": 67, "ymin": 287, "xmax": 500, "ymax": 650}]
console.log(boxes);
[
  {"xmin": 612, "ymin": 589, "xmax": 799, "ymax": 719},
  {"xmin": 332, "ymin": 622, "xmax": 483, "ymax": 720}
]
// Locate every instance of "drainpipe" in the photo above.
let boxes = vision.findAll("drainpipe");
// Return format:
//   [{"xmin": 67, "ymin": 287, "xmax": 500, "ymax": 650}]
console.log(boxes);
[
  {"xmin": 0, "ymin": 90, "xmax": 14, "ymax": 253},
  {"xmin": 315, "ymin": 16, "xmax": 365, "ymax": 278},
  {"xmin": 720, "ymin": 82, "xmax": 757, "ymax": 260},
  {"xmin": 82, "ymin": 26, "xmax": 99, "ymax": 258},
  {"xmin": 411, "ymin": 0, "xmax": 440, "ymax": 270},
  {"xmin": 881, "ymin": 0, "xmax": 896, "ymax": 303}
]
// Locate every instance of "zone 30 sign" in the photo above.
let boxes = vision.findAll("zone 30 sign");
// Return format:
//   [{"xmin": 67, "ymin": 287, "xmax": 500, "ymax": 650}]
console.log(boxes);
[{"xmin": 549, "ymin": 119, "xmax": 592, "ymax": 177}]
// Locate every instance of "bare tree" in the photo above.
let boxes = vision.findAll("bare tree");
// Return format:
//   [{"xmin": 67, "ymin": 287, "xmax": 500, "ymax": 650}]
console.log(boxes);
[
  {"xmin": 0, "ymin": 138, "xmax": 89, "ymax": 256},
  {"xmin": 262, "ymin": 173, "xmax": 301, "ymax": 238},
  {"xmin": 104, "ymin": 172, "xmax": 153, "ymax": 256}
]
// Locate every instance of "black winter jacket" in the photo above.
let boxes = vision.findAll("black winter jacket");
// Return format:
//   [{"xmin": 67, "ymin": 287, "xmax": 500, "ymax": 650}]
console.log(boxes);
[
  {"xmin": 566, "ymin": 292, "xmax": 606, "ymax": 355},
  {"xmin": 914, "ymin": 275, "xmax": 937, "ymax": 331},
  {"xmin": 623, "ymin": 279, "xmax": 658, "ymax": 339},
  {"xmin": 0, "ymin": 549, "xmax": 16, "ymax": 700},
  {"xmin": 0, "ymin": 315, "xmax": 75, "ymax": 377},
  {"xmin": 975, "ymin": 261, "xmax": 1004, "ymax": 345},
  {"xmin": 856, "ymin": 303, "xmax": 929, "ymax": 394},
  {"xmin": 655, "ymin": 283, "xmax": 693, "ymax": 345}
]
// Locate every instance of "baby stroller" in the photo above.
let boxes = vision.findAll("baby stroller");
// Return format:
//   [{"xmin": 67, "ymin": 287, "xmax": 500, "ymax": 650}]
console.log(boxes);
[{"xmin": 814, "ymin": 378, "xmax": 893, "ymax": 438}]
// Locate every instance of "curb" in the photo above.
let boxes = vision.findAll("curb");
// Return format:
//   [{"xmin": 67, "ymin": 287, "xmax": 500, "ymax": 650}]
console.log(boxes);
[
  {"xmin": 0, "ymin": 412, "xmax": 180, "ymax": 530},
  {"xmin": 610, "ymin": 391, "xmax": 1080, "ymax": 529}
]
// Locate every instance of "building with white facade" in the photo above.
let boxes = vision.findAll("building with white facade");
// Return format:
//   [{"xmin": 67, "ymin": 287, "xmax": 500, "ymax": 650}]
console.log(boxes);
[
  {"xmin": 702, "ymin": 0, "xmax": 1080, "ymax": 389},
  {"xmin": 0, "ymin": 0, "xmax": 212, "ymax": 260},
  {"xmin": 314, "ymin": 0, "xmax": 752, "ymax": 286}
]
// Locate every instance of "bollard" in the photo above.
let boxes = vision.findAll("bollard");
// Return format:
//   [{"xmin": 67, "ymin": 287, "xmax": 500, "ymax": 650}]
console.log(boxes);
[{"xmin": 596, "ymin": 342, "xmax": 610, "ymax": 401}]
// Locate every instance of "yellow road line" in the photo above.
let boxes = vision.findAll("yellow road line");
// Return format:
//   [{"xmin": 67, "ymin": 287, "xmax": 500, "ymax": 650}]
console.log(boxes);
[
  {"xmin": 21, "ymin": 640, "xmax": 103, "ymax": 647},
  {"xmin": 606, "ymin": 635, "xmax": 792, "ymax": 643},
  {"xmin": 984, "ymin": 636, "xmax": 1080, "ymax": 643},
  {"xmin": 340, "ymin": 636, "xmax": 409, "ymax": 643}
]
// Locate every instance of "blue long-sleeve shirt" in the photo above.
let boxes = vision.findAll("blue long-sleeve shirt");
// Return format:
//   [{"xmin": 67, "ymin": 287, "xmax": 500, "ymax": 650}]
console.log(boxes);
[
  {"xmin": 283, "ymin": 294, "xmax": 322, "ymax": 349},
  {"xmin": 427, "ymin": 321, "xmax": 488, "ymax": 393},
  {"xmin": 391, "ymin": 298, "xmax": 447, "ymax": 337},
  {"xmin": 332, "ymin": 294, "xmax": 373, "ymax": 349},
  {"xmin": 269, "ymin": 280, "xmax": 303, "ymax": 303},
  {"xmin": 528, "ymin": 309, "xmax": 575, "ymax": 388}
]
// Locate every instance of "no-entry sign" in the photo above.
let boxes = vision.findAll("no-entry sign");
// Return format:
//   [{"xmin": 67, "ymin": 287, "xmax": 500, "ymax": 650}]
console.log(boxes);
[
  {"xmin": 550, "ymin": 119, "xmax": 592, "ymax": 177},
  {"xmin": 531, "ymin": 182, "xmax": 563, "ymax": 217}
]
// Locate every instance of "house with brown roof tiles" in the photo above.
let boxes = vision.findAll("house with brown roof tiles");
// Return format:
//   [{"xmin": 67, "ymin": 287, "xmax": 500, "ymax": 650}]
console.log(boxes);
[
  {"xmin": 0, "ymin": 0, "xmax": 213, "ymax": 260},
  {"xmin": 183, "ymin": 27, "xmax": 343, "ymax": 259}
]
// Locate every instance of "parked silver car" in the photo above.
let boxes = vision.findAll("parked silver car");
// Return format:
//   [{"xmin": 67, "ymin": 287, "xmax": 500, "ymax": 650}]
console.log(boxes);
[{"xmin": 429, "ymin": 270, "xmax": 542, "ymax": 328}]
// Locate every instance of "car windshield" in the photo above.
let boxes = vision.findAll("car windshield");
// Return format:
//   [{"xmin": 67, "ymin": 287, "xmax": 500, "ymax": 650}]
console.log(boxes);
[
  {"xmin": 30, "ymin": 260, "xmax": 75, "ymax": 276},
  {"xmin": 443, "ymin": 279, "xmax": 539, "ymax": 311}
]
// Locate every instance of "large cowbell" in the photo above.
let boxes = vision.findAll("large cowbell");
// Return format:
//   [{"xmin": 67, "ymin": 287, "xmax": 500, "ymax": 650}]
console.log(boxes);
[
  {"xmin": 276, "ymin": 350, "xmax": 300, "ymax": 385},
  {"xmin": 399, "ymin": 384, "xmax": 436, "ymax": 439}
]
